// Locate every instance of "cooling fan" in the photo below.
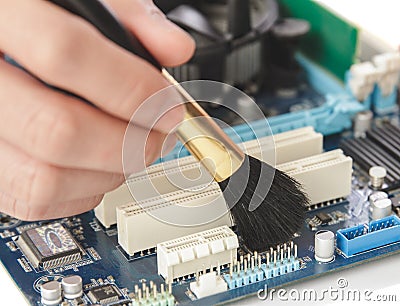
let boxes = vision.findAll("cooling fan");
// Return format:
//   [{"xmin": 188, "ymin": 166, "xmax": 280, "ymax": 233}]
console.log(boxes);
[
  {"xmin": 155, "ymin": 0, "xmax": 279, "ymax": 91},
  {"xmin": 156, "ymin": 0, "xmax": 309, "ymax": 95}
]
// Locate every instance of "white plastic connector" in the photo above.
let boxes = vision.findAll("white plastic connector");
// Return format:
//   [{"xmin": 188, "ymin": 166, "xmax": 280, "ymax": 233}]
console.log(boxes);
[
  {"xmin": 189, "ymin": 271, "xmax": 228, "ymax": 299},
  {"xmin": 95, "ymin": 127, "xmax": 322, "ymax": 228},
  {"xmin": 373, "ymin": 52, "xmax": 400, "ymax": 95},
  {"xmin": 94, "ymin": 183, "xmax": 132, "ymax": 228},
  {"xmin": 278, "ymin": 149, "xmax": 353, "ymax": 205},
  {"xmin": 272, "ymin": 126, "xmax": 323, "ymax": 164},
  {"xmin": 117, "ymin": 183, "xmax": 233, "ymax": 256},
  {"xmin": 348, "ymin": 61, "xmax": 381, "ymax": 101},
  {"xmin": 157, "ymin": 226, "xmax": 238, "ymax": 281}
]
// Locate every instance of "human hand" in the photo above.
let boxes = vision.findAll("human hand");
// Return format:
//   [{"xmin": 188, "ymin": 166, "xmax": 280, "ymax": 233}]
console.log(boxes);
[{"xmin": 0, "ymin": 0, "xmax": 195, "ymax": 220}]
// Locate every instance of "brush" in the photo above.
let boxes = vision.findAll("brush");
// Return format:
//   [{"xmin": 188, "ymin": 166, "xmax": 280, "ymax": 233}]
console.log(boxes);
[{"xmin": 47, "ymin": 0, "xmax": 309, "ymax": 251}]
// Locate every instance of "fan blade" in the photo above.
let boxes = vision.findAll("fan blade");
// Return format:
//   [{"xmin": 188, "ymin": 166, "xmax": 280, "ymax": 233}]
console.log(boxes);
[
  {"xmin": 167, "ymin": 5, "xmax": 225, "ymax": 41},
  {"xmin": 228, "ymin": 0, "xmax": 251, "ymax": 38}
]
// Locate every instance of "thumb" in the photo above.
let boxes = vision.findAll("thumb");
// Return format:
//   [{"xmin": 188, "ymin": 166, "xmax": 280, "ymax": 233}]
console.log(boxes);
[{"xmin": 104, "ymin": 0, "xmax": 195, "ymax": 67}]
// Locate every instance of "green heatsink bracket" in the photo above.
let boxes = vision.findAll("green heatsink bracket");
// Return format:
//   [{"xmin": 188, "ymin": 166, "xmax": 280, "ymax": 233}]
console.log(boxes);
[{"xmin": 278, "ymin": 0, "xmax": 359, "ymax": 80}]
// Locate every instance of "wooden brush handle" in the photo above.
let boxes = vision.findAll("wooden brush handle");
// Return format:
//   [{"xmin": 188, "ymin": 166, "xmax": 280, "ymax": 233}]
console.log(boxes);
[{"xmin": 49, "ymin": 0, "xmax": 245, "ymax": 181}]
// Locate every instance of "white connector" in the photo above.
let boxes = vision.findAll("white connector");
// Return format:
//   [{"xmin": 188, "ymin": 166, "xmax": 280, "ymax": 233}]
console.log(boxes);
[
  {"xmin": 272, "ymin": 126, "xmax": 323, "ymax": 164},
  {"xmin": 278, "ymin": 149, "xmax": 353, "ymax": 205},
  {"xmin": 348, "ymin": 61, "xmax": 381, "ymax": 101},
  {"xmin": 373, "ymin": 52, "xmax": 400, "ymax": 95},
  {"xmin": 94, "ymin": 183, "xmax": 132, "ymax": 228},
  {"xmin": 157, "ymin": 226, "xmax": 238, "ymax": 281},
  {"xmin": 95, "ymin": 127, "xmax": 322, "ymax": 228},
  {"xmin": 117, "ymin": 183, "xmax": 233, "ymax": 256},
  {"xmin": 189, "ymin": 271, "xmax": 228, "ymax": 299}
]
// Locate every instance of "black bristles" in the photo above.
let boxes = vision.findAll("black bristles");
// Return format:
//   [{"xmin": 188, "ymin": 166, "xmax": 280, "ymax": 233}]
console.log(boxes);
[{"xmin": 218, "ymin": 155, "xmax": 308, "ymax": 252}]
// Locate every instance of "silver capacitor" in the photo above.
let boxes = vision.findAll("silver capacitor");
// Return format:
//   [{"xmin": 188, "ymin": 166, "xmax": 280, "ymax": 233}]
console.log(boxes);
[
  {"xmin": 61, "ymin": 275, "xmax": 83, "ymax": 299},
  {"xmin": 314, "ymin": 230, "xmax": 335, "ymax": 263},
  {"xmin": 371, "ymin": 198, "xmax": 392, "ymax": 220},
  {"xmin": 369, "ymin": 191, "xmax": 389, "ymax": 205},
  {"xmin": 353, "ymin": 110, "xmax": 373, "ymax": 138},
  {"xmin": 41, "ymin": 281, "xmax": 62, "ymax": 306},
  {"xmin": 369, "ymin": 166, "xmax": 387, "ymax": 189}
]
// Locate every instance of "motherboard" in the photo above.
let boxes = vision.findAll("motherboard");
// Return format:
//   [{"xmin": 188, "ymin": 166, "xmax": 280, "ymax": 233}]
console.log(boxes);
[{"xmin": 1, "ymin": 1, "xmax": 400, "ymax": 305}]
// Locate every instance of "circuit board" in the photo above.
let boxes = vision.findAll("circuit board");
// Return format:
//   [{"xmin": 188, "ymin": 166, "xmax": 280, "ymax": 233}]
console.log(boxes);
[
  {"xmin": 1, "ymin": 1, "xmax": 400, "ymax": 305},
  {"xmin": 1, "ymin": 172, "xmax": 400, "ymax": 306},
  {"xmin": 1, "ymin": 75, "xmax": 400, "ymax": 305}
]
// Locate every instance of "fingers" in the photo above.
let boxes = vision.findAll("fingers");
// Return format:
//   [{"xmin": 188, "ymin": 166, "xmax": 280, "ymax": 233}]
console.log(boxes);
[
  {"xmin": 0, "ymin": 191, "xmax": 104, "ymax": 221},
  {"xmin": 105, "ymin": 0, "xmax": 195, "ymax": 66},
  {"xmin": 0, "ymin": 138, "xmax": 124, "ymax": 205},
  {"xmin": 0, "ymin": 0, "xmax": 184, "ymax": 131},
  {"xmin": 0, "ymin": 59, "xmax": 174, "ymax": 172},
  {"xmin": 0, "ymin": 0, "xmax": 192, "ymax": 221}
]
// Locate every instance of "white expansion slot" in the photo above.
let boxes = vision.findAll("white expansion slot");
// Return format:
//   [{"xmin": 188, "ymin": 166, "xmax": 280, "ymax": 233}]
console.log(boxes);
[
  {"xmin": 117, "ymin": 183, "xmax": 233, "ymax": 256},
  {"xmin": 277, "ymin": 149, "xmax": 353, "ymax": 206},
  {"xmin": 157, "ymin": 226, "xmax": 238, "ymax": 281},
  {"xmin": 95, "ymin": 126, "xmax": 322, "ymax": 228}
]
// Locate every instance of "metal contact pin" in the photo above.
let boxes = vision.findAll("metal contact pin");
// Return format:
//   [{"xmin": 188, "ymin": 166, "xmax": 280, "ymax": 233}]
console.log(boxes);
[
  {"xmin": 266, "ymin": 252, "xmax": 270, "ymax": 267},
  {"xmin": 251, "ymin": 257, "xmax": 255, "ymax": 271},
  {"xmin": 294, "ymin": 244, "xmax": 298, "ymax": 258},
  {"xmin": 254, "ymin": 251, "xmax": 258, "ymax": 266},
  {"xmin": 288, "ymin": 247, "xmax": 291, "ymax": 261},
  {"xmin": 281, "ymin": 249, "xmax": 284, "ymax": 263},
  {"xmin": 161, "ymin": 284, "xmax": 165, "ymax": 295},
  {"xmin": 153, "ymin": 284, "xmax": 157, "ymax": 299},
  {"xmin": 244, "ymin": 259, "xmax": 248, "ymax": 273},
  {"xmin": 274, "ymin": 251, "xmax": 277, "ymax": 266}
]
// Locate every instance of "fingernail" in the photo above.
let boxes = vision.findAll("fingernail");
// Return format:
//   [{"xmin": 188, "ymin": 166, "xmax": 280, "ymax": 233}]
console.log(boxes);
[
  {"xmin": 143, "ymin": 1, "xmax": 167, "ymax": 21},
  {"xmin": 145, "ymin": 2, "xmax": 180, "ymax": 29}
]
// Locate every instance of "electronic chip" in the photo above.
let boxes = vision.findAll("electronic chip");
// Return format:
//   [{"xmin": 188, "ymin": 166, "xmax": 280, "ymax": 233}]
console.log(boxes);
[
  {"xmin": 87, "ymin": 285, "xmax": 121, "ymax": 304},
  {"xmin": 315, "ymin": 212, "xmax": 332, "ymax": 225},
  {"xmin": 392, "ymin": 196, "xmax": 400, "ymax": 215},
  {"xmin": 15, "ymin": 222, "xmax": 82, "ymax": 269},
  {"xmin": 391, "ymin": 196, "xmax": 400, "ymax": 208}
]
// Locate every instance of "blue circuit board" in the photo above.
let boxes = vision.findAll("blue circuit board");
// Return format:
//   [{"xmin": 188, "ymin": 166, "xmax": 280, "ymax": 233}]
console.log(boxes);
[
  {"xmin": 1, "ymin": 52, "xmax": 399, "ymax": 305},
  {"xmin": 1, "ymin": 103, "xmax": 400, "ymax": 305},
  {"xmin": 1, "ymin": 188, "xmax": 400, "ymax": 306}
]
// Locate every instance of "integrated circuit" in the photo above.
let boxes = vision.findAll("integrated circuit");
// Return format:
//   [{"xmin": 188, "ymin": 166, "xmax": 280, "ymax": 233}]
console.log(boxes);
[
  {"xmin": 315, "ymin": 212, "xmax": 332, "ymax": 225},
  {"xmin": 87, "ymin": 285, "xmax": 121, "ymax": 304},
  {"xmin": 308, "ymin": 212, "xmax": 333, "ymax": 230},
  {"xmin": 15, "ymin": 222, "xmax": 82, "ymax": 269}
]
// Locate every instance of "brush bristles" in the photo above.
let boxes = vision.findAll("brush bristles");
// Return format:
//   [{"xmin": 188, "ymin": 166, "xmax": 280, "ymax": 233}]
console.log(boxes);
[{"xmin": 218, "ymin": 155, "xmax": 308, "ymax": 252}]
